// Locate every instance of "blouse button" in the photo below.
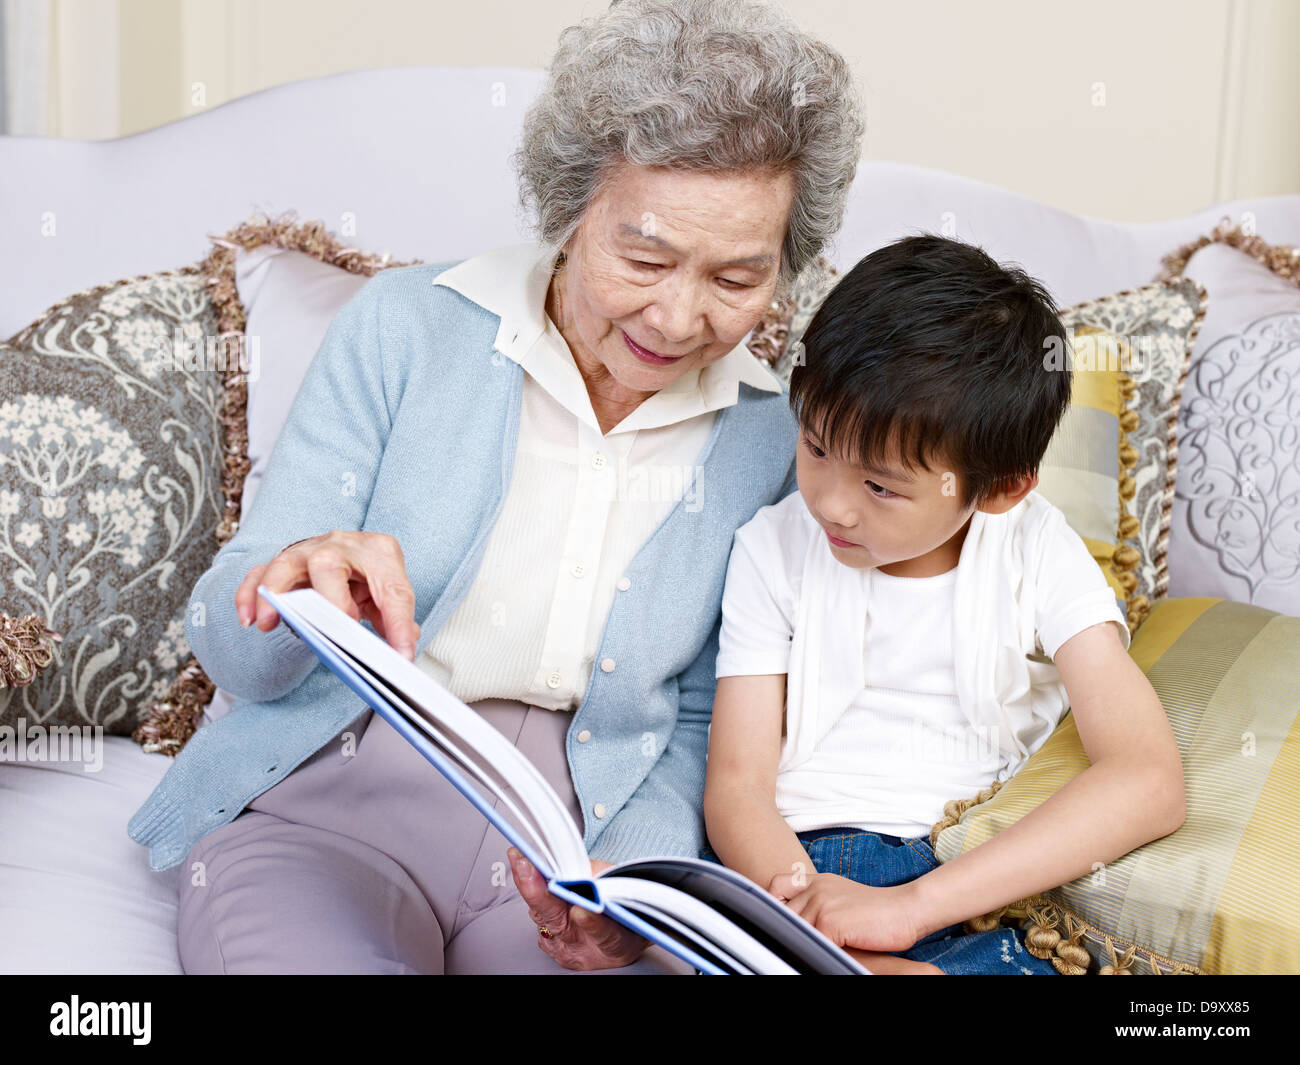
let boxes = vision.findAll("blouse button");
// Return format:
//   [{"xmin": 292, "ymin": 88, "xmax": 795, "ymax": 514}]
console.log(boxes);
[
  {"xmin": 593, "ymin": 802, "xmax": 607, "ymax": 819},
  {"xmin": 571, "ymin": 562, "xmax": 586, "ymax": 578},
  {"xmin": 616, "ymin": 576, "xmax": 631, "ymax": 591},
  {"xmin": 546, "ymin": 670, "xmax": 562, "ymax": 689},
  {"xmin": 600, "ymin": 658, "xmax": 615, "ymax": 673},
  {"xmin": 592, "ymin": 451, "xmax": 606, "ymax": 470},
  {"xmin": 577, "ymin": 729, "xmax": 591, "ymax": 743}
]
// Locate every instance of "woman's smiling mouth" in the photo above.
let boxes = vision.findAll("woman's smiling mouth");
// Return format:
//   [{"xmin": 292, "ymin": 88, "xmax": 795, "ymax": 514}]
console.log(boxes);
[{"xmin": 623, "ymin": 331, "xmax": 688, "ymax": 365}]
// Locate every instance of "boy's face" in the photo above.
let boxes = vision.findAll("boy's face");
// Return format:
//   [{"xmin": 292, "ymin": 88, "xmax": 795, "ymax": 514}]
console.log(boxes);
[{"xmin": 795, "ymin": 423, "xmax": 981, "ymax": 578}]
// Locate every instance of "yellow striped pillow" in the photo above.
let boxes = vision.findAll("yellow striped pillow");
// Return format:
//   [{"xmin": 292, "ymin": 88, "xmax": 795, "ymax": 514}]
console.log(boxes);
[
  {"xmin": 932, "ymin": 597, "xmax": 1300, "ymax": 975},
  {"xmin": 1037, "ymin": 325, "xmax": 1140, "ymax": 630}
]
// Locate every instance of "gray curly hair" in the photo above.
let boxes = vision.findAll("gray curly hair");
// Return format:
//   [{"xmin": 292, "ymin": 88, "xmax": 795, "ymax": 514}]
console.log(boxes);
[{"xmin": 512, "ymin": 0, "xmax": 865, "ymax": 298}]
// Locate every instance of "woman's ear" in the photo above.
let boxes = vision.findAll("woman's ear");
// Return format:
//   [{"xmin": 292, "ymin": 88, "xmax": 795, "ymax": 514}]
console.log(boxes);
[{"xmin": 975, "ymin": 471, "xmax": 1039, "ymax": 515}]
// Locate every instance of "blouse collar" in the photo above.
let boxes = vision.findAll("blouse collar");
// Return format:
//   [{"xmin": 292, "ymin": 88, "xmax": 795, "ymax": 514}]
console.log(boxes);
[{"xmin": 432, "ymin": 241, "xmax": 784, "ymax": 436}]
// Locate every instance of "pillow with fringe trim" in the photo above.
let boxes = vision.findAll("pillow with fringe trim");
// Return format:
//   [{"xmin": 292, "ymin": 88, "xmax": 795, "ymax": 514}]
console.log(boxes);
[
  {"xmin": 1, "ymin": 268, "xmax": 225, "ymax": 736},
  {"xmin": 1049, "ymin": 282, "xmax": 1207, "ymax": 634},
  {"xmin": 131, "ymin": 211, "xmax": 421, "ymax": 755},
  {"xmin": 931, "ymin": 596, "xmax": 1300, "ymax": 975},
  {"xmin": 1158, "ymin": 220, "xmax": 1300, "ymax": 612}
]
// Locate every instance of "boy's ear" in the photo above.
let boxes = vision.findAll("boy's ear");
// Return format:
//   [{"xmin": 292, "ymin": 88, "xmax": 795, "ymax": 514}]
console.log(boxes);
[{"xmin": 976, "ymin": 471, "xmax": 1039, "ymax": 515}]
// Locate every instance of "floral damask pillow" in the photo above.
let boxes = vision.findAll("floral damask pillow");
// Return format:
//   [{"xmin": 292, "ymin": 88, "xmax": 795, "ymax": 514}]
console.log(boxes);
[
  {"xmin": 1055, "ymin": 279, "xmax": 1208, "ymax": 629},
  {"xmin": 128, "ymin": 209, "xmax": 423, "ymax": 755},
  {"xmin": 0, "ymin": 268, "xmax": 225, "ymax": 734}
]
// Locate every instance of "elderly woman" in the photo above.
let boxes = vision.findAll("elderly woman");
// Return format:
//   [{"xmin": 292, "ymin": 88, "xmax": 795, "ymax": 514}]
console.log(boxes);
[{"xmin": 128, "ymin": 0, "xmax": 864, "ymax": 973}]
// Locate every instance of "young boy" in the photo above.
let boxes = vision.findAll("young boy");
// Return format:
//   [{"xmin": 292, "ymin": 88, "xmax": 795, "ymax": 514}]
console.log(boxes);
[{"xmin": 701, "ymin": 235, "xmax": 1186, "ymax": 975}]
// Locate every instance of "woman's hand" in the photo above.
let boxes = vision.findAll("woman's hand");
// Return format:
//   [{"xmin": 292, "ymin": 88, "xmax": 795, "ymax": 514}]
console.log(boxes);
[
  {"xmin": 508, "ymin": 847, "xmax": 650, "ymax": 970},
  {"xmin": 234, "ymin": 530, "xmax": 421, "ymax": 659},
  {"xmin": 768, "ymin": 871, "xmax": 928, "ymax": 955}
]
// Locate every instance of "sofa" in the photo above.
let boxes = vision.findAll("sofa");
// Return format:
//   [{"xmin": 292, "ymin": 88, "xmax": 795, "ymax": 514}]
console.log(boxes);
[{"xmin": 2, "ymin": 64, "xmax": 1298, "ymax": 975}]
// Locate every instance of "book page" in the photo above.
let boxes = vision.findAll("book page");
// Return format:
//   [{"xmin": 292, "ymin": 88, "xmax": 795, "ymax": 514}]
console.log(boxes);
[
  {"xmin": 262, "ymin": 586, "xmax": 591, "ymax": 879},
  {"xmin": 598, "ymin": 879, "xmax": 798, "ymax": 974},
  {"xmin": 343, "ymin": 644, "xmax": 559, "ymax": 873},
  {"xmin": 600, "ymin": 857, "xmax": 869, "ymax": 974}
]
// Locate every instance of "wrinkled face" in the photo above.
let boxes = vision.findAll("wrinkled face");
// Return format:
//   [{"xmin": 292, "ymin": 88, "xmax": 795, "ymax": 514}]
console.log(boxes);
[
  {"xmin": 552, "ymin": 162, "xmax": 795, "ymax": 394},
  {"xmin": 795, "ymin": 422, "xmax": 979, "ymax": 578}
]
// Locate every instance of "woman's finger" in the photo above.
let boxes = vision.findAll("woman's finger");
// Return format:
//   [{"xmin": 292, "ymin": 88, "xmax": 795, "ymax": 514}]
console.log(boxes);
[
  {"xmin": 305, "ymin": 546, "xmax": 363, "ymax": 622},
  {"xmin": 508, "ymin": 849, "xmax": 570, "ymax": 935},
  {"xmin": 253, "ymin": 550, "xmax": 312, "ymax": 630},
  {"xmin": 235, "ymin": 563, "xmax": 269, "ymax": 627},
  {"xmin": 571, "ymin": 905, "xmax": 644, "ymax": 962},
  {"xmin": 359, "ymin": 536, "xmax": 419, "ymax": 658}
]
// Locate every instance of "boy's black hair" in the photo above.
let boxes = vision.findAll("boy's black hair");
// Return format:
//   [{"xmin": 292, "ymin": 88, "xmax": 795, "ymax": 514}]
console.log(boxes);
[{"xmin": 788, "ymin": 234, "xmax": 1071, "ymax": 508}]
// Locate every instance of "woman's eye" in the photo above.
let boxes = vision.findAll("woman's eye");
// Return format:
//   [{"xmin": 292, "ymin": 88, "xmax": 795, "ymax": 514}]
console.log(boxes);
[
  {"xmin": 631, "ymin": 260, "xmax": 664, "ymax": 270},
  {"xmin": 866, "ymin": 480, "xmax": 896, "ymax": 499},
  {"xmin": 718, "ymin": 278, "xmax": 752, "ymax": 289}
]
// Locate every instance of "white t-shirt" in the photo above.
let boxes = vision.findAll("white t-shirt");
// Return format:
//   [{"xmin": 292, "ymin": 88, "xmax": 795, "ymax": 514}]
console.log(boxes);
[{"xmin": 715, "ymin": 490, "xmax": 1128, "ymax": 836}]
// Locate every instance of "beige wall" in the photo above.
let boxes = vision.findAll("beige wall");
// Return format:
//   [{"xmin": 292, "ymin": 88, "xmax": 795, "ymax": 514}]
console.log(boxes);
[{"xmin": 42, "ymin": 0, "xmax": 1300, "ymax": 222}]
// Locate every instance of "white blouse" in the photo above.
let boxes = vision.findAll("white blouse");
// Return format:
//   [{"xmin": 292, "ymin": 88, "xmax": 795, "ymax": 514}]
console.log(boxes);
[{"xmin": 415, "ymin": 241, "xmax": 784, "ymax": 710}]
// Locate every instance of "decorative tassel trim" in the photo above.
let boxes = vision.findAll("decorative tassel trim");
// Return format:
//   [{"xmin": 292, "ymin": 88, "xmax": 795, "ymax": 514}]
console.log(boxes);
[
  {"xmin": 933, "ymin": 791, "xmax": 1206, "ymax": 974},
  {"xmin": 1152, "ymin": 279, "xmax": 1206, "ymax": 605},
  {"xmin": 0, "ymin": 614, "xmax": 62, "ymax": 689},
  {"xmin": 1024, "ymin": 901, "xmax": 1062, "ymax": 958},
  {"xmin": 928, "ymin": 778, "xmax": 1004, "ymax": 849},
  {"xmin": 1053, "ymin": 912, "xmax": 1092, "ymax": 974},
  {"xmin": 1099, "ymin": 935, "xmax": 1139, "ymax": 975},
  {"xmin": 130, "ymin": 210, "xmax": 421, "ymax": 756},
  {"xmin": 1113, "ymin": 347, "xmax": 1144, "ymax": 634},
  {"xmin": 1019, "ymin": 897, "xmax": 1204, "ymax": 975},
  {"xmin": 1063, "ymin": 278, "xmax": 1208, "ymax": 634},
  {"xmin": 132, "ymin": 659, "xmax": 216, "ymax": 755},
  {"xmin": 963, "ymin": 905, "xmax": 1008, "ymax": 934},
  {"xmin": 1158, "ymin": 217, "xmax": 1300, "ymax": 289}
]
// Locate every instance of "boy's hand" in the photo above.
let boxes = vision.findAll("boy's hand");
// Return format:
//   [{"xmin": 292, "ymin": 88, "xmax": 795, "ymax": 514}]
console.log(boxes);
[
  {"xmin": 766, "ymin": 866, "xmax": 818, "ymax": 902},
  {"xmin": 769, "ymin": 871, "xmax": 927, "ymax": 954}
]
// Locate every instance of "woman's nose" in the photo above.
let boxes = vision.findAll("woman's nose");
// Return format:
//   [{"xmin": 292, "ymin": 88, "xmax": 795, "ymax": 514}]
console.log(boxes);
[{"xmin": 641, "ymin": 276, "xmax": 706, "ymax": 346}]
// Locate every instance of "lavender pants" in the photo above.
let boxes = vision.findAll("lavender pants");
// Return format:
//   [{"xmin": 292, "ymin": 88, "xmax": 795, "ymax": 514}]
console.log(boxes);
[{"xmin": 175, "ymin": 697, "xmax": 694, "ymax": 974}]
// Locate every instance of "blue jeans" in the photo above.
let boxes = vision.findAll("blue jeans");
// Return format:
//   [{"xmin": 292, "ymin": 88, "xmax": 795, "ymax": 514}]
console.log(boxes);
[{"xmin": 699, "ymin": 827, "xmax": 1058, "ymax": 975}]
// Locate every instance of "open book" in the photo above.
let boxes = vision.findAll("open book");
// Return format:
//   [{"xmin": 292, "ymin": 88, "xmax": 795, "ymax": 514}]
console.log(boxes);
[{"xmin": 258, "ymin": 585, "xmax": 868, "ymax": 975}]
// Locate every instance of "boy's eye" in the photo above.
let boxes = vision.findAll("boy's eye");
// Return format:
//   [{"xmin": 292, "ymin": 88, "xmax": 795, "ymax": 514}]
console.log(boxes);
[
  {"xmin": 803, "ymin": 438, "xmax": 826, "ymax": 459},
  {"xmin": 866, "ymin": 480, "xmax": 897, "ymax": 499}
]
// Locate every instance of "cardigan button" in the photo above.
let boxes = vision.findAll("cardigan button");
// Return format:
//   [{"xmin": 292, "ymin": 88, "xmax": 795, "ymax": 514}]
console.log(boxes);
[
  {"xmin": 577, "ymin": 729, "xmax": 591, "ymax": 743},
  {"xmin": 616, "ymin": 576, "xmax": 631, "ymax": 591},
  {"xmin": 600, "ymin": 658, "xmax": 615, "ymax": 673},
  {"xmin": 593, "ymin": 802, "xmax": 607, "ymax": 818}
]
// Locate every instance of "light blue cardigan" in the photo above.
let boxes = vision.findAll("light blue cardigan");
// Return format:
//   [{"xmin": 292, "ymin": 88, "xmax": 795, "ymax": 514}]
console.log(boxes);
[{"xmin": 127, "ymin": 261, "xmax": 799, "ymax": 871}]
